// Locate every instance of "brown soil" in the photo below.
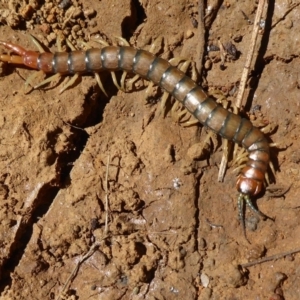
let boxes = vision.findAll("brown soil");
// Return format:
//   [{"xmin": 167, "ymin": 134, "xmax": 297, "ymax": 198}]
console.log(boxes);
[{"xmin": 0, "ymin": 0, "xmax": 299, "ymax": 299}]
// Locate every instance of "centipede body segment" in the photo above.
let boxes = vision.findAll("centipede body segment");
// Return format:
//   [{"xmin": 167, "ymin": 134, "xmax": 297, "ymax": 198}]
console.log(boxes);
[{"xmin": 0, "ymin": 39, "xmax": 271, "ymax": 241}]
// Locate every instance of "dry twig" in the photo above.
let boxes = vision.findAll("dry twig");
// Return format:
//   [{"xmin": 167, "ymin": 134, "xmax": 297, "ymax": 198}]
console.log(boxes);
[
  {"xmin": 241, "ymin": 247, "xmax": 300, "ymax": 268},
  {"xmin": 196, "ymin": 1, "xmax": 206, "ymax": 77},
  {"xmin": 271, "ymin": 2, "xmax": 300, "ymax": 29},
  {"xmin": 218, "ymin": 0, "xmax": 268, "ymax": 181},
  {"xmin": 235, "ymin": 0, "xmax": 267, "ymax": 109}
]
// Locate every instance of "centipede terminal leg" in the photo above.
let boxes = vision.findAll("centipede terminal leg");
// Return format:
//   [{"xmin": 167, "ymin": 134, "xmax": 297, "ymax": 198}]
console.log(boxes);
[{"xmin": 238, "ymin": 193, "xmax": 271, "ymax": 243}]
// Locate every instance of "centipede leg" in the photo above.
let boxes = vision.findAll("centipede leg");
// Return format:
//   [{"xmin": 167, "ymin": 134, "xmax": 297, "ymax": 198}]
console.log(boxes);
[
  {"xmin": 182, "ymin": 118, "xmax": 202, "ymax": 127},
  {"xmin": 59, "ymin": 73, "xmax": 80, "ymax": 94},
  {"xmin": 111, "ymin": 71, "xmax": 124, "ymax": 91},
  {"xmin": 24, "ymin": 70, "xmax": 46, "ymax": 93},
  {"xmin": 171, "ymin": 101, "xmax": 191, "ymax": 122},
  {"xmin": 94, "ymin": 73, "xmax": 108, "ymax": 97},
  {"xmin": 125, "ymin": 74, "xmax": 140, "ymax": 90},
  {"xmin": 65, "ymin": 38, "xmax": 76, "ymax": 51},
  {"xmin": 120, "ymin": 71, "xmax": 127, "ymax": 91},
  {"xmin": 158, "ymin": 90, "xmax": 169, "ymax": 116},
  {"xmin": 237, "ymin": 193, "xmax": 250, "ymax": 243},
  {"xmin": 30, "ymin": 73, "xmax": 62, "ymax": 91}
]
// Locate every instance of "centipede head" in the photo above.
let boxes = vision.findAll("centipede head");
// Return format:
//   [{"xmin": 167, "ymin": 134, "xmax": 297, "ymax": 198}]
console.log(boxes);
[
  {"xmin": 236, "ymin": 165, "xmax": 265, "ymax": 196},
  {"xmin": 236, "ymin": 174, "xmax": 263, "ymax": 196}
]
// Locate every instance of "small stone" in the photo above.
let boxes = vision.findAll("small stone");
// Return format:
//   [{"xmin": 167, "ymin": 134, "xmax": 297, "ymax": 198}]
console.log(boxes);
[
  {"xmin": 200, "ymin": 273, "xmax": 210, "ymax": 287},
  {"xmin": 185, "ymin": 29, "xmax": 194, "ymax": 39},
  {"xmin": 219, "ymin": 264, "xmax": 247, "ymax": 288},
  {"xmin": 204, "ymin": 59, "xmax": 212, "ymax": 70},
  {"xmin": 84, "ymin": 8, "xmax": 96, "ymax": 18}
]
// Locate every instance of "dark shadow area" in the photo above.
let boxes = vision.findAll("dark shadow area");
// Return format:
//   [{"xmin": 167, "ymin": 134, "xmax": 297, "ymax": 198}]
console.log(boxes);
[
  {"xmin": 0, "ymin": 184, "xmax": 59, "ymax": 290},
  {"xmin": 121, "ymin": 0, "xmax": 146, "ymax": 39}
]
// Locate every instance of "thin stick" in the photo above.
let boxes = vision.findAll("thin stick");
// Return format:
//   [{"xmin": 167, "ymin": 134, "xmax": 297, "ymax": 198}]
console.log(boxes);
[
  {"xmin": 241, "ymin": 247, "xmax": 300, "ymax": 268},
  {"xmin": 235, "ymin": 0, "xmax": 267, "ymax": 109},
  {"xmin": 219, "ymin": 0, "xmax": 267, "ymax": 181},
  {"xmin": 196, "ymin": 1, "xmax": 205, "ymax": 77},
  {"xmin": 271, "ymin": 3, "xmax": 300, "ymax": 29},
  {"xmin": 55, "ymin": 239, "xmax": 107, "ymax": 300},
  {"xmin": 218, "ymin": 138, "xmax": 230, "ymax": 182},
  {"xmin": 54, "ymin": 113, "xmax": 86, "ymax": 131}
]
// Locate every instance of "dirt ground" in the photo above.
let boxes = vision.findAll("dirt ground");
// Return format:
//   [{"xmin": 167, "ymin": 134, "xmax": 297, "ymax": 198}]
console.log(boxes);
[{"xmin": 0, "ymin": 0, "xmax": 299, "ymax": 299}]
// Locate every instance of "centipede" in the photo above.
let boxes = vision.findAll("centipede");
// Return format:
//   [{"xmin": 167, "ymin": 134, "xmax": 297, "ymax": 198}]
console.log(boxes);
[{"xmin": 0, "ymin": 38, "xmax": 270, "ymax": 241}]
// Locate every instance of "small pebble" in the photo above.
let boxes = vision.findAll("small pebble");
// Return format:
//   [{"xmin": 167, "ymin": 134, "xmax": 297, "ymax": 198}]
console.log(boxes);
[
  {"xmin": 219, "ymin": 264, "xmax": 247, "ymax": 288},
  {"xmin": 39, "ymin": 23, "xmax": 51, "ymax": 34},
  {"xmin": 204, "ymin": 59, "xmax": 212, "ymax": 70},
  {"xmin": 199, "ymin": 237, "xmax": 207, "ymax": 250},
  {"xmin": 187, "ymin": 142, "xmax": 210, "ymax": 160},
  {"xmin": 200, "ymin": 273, "xmax": 210, "ymax": 287},
  {"xmin": 284, "ymin": 20, "xmax": 293, "ymax": 29},
  {"xmin": 245, "ymin": 244, "xmax": 265, "ymax": 261},
  {"xmin": 185, "ymin": 29, "xmax": 194, "ymax": 39},
  {"xmin": 84, "ymin": 8, "xmax": 96, "ymax": 18}
]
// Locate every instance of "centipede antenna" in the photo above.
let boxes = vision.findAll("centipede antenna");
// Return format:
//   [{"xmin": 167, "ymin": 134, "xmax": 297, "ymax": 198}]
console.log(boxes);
[
  {"xmin": 238, "ymin": 194, "xmax": 251, "ymax": 244},
  {"xmin": 244, "ymin": 194, "xmax": 268, "ymax": 220}
]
